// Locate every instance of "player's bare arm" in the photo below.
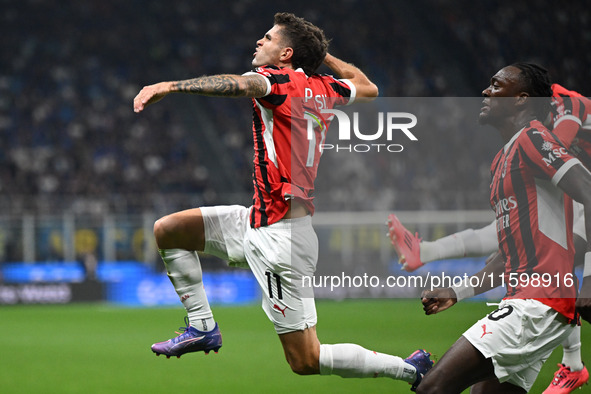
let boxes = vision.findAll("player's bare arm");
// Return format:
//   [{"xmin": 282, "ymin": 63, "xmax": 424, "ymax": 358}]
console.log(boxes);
[
  {"xmin": 133, "ymin": 74, "xmax": 268, "ymax": 113},
  {"xmin": 174, "ymin": 74, "xmax": 268, "ymax": 97},
  {"xmin": 557, "ymin": 163, "xmax": 591, "ymax": 322},
  {"xmin": 421, "ymin": 288, "xmax": 457, "ymax": 315},
  {"xmin": 421, "ymin": 251, "xmax": 505, "ymax": 315},
  {"xmin": 323, "ymin": 53, "xmax": 378, "ymax": 100}
]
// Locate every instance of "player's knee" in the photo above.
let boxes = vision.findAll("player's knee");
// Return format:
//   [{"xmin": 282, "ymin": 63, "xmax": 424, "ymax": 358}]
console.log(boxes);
[
  {"xmin": 153, "ymin": 216, "xmax": 171, "ymax": 242},
  {"xmin": 286, "ymin": 357, "xmax": 318, "ymax": 375},
  {"xmin": 279, "ymin": 329, "xmax": 321, "ymax": 376},
  {"xmin": 153, "ymin": 210, "xmax": 205, "ymax": 251},
  {"xmin": 153, "ymin": 215, "xmax": 181, "ymax": 248},
  {"xmin": 283, "ymin": 349, "xmax": 320, "ymax": 376},
  {"xmin": 415, "ymin": 368, "xmax": 450, "ymax": 394}
]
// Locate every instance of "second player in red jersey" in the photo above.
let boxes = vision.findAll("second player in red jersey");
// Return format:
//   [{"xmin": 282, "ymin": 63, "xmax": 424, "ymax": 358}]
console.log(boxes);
[
  {"xmin": 417, "ymin": 64, "xmax": 591, "ymax": 393},
  {"xmin": 489, "ymin": 119, "xmax": 578, "ymax": 318}
]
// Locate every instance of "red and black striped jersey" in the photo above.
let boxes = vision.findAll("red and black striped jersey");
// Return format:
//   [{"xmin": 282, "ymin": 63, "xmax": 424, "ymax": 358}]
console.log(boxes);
[
  {"xmin": 551, "ymin": 83, "xmax": 591, "ymax": 170},
  {"xmin": 246, "ymin": 66, "xmax": 354, "ymax": 228},
  {"xmin": 490, "ymin": 119, "xmax": 581, "ymax": 320}
]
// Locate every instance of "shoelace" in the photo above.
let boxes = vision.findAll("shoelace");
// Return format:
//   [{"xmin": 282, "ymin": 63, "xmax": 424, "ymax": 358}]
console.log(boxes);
[
  {"xmin": 172, "ymin": 317, "xmax": 192, "ymax": 339},
  {"xmin": 551, "ymin": 365, "xmax": 569, "ymax": 386}
]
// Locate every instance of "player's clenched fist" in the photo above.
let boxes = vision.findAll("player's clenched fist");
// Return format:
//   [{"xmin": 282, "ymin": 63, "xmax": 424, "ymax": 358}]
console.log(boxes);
[{"xmin": 421, "ymin": 288, "xmax": 457, "ymax": 315}]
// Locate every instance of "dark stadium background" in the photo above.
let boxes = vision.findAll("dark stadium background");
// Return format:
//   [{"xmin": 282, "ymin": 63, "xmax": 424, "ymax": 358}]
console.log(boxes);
[{"xmin": 1, "ymin": 1, "xmax": 590, "ymax": 393}]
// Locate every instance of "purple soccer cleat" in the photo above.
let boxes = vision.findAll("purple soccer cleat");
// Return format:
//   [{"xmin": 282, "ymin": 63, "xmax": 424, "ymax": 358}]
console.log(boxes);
[
  {"xmin": 151, "ymin": 317, "xmax": 222, "ymax": 358},
  {"xmin": 404, "ymin": 349, "xmax": 434, "ymax": 392}
]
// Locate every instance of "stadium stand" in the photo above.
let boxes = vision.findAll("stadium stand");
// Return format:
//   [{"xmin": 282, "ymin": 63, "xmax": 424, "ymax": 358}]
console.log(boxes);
[{"xmin": 1, "ymin": 0, "xmax": 590, "ymax": 262}]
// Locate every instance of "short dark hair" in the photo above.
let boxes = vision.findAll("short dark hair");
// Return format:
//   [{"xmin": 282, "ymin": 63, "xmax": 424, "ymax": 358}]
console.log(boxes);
[
  {"xmin": 510, "ymin": 62, "xmax": 552, "ymax": 119},
  {"xmin": 274, "ymin": 12, "xmax": 329, "ymax": 76}
]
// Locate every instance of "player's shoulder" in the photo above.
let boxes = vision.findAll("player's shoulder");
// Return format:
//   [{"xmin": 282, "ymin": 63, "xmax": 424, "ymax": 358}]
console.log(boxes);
[
  {"xmin": 519, "ymin": 120, "xmax": 554, "ymax": 145},
  {"xmin": 309, "ymin": 72, "xmax": 335, "ymax": 80},
  {"xmin": 308, "ymin": 72, "xmax": 345, "ymax": 85},
  {"xmin": 252, "ymin": 65, "xmax": 287, "ymax": 77},
  {"xmin": 308, "ymin": 72, "xmax": 353, "ymax": 99},
  {"xmin": 253, "ymin": 66, "xmax": 310, "ymax": 89},
  {"xmin": 523, "ymin": 120, "xmax": 550, "ymax": 134},
  {"xmin": 253, "ymin": 66, "xmax": 338, "ymax": 82},
  {"xmin": 255, "ymin": 65, "xmax": 309, "ymax": 76}
]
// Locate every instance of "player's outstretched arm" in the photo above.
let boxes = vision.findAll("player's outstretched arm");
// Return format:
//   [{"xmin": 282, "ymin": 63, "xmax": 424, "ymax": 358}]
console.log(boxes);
[
  {"xmin": 323, "ymin": 53, "xmax": 378, "ymax": 101},
  {"xmin": 133, "ymin": 74, "xmax": 269, "ymax": 113}
]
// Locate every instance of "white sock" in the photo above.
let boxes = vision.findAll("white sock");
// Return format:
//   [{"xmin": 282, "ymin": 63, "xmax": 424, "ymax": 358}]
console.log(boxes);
[
  {"xmin": 562, "ymin": 325, "xmax": 584, "ymax": 371},
  {"xmin": 159, "ymin": 248, "xmax": 215, "ymax": 332},
  {"xmin": 319, "ymin": 344, "xmax": 416, "ymax": 382},
  {"xmin": 463, "ymin": 221, "xmax": 498, "ymax": 256},
  {"xmin": 420, "ymin": 221, "xmax": 498, "ymax": 264},
  {"xmin": 420, "ymin": 235, "xmax": 465, "ymax": 264}
]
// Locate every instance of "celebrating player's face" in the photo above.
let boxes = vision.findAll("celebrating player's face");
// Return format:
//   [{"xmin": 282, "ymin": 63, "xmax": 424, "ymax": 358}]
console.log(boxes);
[
  {"xmin": 252, "ymin": 25, "xmax": 288, "ymax": 68},
  {"xmin": 479, "ymin": 66, "xmax": 525, "ymax": 125}
]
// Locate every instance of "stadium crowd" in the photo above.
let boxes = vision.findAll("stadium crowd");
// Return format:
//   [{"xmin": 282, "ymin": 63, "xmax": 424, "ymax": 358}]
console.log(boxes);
[{"xmin": 1, "ymin": 0, "xmax": 590, "ymax": 216}]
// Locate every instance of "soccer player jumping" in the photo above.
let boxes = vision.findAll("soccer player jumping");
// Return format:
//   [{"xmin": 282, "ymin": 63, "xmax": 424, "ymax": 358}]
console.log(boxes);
[{"xmin": 134, "ymin": 12, "xmax": 432, "ymax": 391}]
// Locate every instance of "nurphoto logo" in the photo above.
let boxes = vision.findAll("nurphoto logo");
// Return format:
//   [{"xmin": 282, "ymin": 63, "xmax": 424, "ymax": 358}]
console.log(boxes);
[{"xmin": 305, "ymin": 107, "xmax": 418, "ymax": 153}]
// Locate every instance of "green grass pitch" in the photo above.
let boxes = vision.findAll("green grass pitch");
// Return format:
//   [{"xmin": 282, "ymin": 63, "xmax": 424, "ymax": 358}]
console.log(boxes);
[{"xmin": 0, "ymin": 299, "xmax": 588, "ymax": 393}]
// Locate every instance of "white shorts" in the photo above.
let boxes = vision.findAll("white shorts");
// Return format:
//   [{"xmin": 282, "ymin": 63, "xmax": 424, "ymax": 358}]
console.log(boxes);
[
  {"xmin": 200, "ymin": 205, "xmax": 319, "ymax": 334},
  {"xmin": 573, "ymin": 201, "xmax": 586, "ymax": 240},
  {"xmin": 463, "ymin": 299, "xmax": 573, "ymax": 392}
]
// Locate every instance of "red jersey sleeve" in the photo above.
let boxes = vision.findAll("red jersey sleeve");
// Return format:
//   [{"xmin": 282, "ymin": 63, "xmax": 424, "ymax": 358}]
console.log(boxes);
[
  {"xmin": 551, "ymin": 84, "xmax": 588, "ymax": 148},
  {"xmin": 252, "ymin": 66, "xmax": 354, "ymax": 108},
  {"xmin": 519, "ymin": 121, "xmax": 580, "ymax": 185}
]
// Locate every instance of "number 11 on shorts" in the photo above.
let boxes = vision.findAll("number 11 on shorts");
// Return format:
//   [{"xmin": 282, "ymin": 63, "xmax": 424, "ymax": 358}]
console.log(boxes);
[{"xmin": 265, "ymin": 271, "xmax": 283, "ymax": 299}]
